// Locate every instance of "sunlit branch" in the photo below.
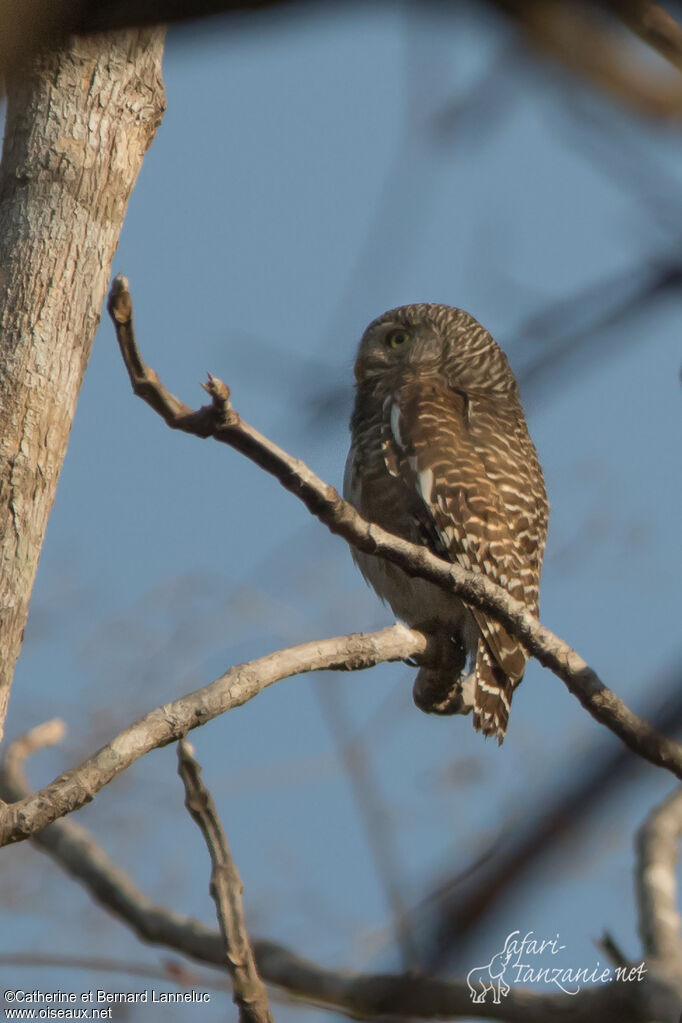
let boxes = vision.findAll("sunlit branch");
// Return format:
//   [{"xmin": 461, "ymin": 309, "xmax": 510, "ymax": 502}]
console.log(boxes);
[
  {"xmin": 0, "ymin": 722, "xmax": 653, "ymax": 1023},
  {"xmin": 105, "ymin": 274, "xmax": 682, "ymax": 784},
  {"xmin": 0, "ymin": 627, "xmax": 429, "ymax": 846}
]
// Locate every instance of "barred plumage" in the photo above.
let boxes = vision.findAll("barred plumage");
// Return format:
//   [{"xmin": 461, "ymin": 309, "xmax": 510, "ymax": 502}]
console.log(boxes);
[{"xmin": 344, "ymin": 304, "xmax": 548, "ymax": 743}]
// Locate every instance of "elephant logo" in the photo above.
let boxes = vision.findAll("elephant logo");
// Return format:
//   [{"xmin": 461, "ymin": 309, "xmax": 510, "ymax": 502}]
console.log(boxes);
[{"xmin": 466, "ymin": 947, "xmax": 514, "ymax": 1004}]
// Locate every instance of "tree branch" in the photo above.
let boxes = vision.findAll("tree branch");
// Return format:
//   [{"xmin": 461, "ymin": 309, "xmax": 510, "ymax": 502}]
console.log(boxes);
[
  {"xmin": 0, "ymin": 626, "xmax": 429, "ymax": 847},
  {"xmin": 604, "ymin": 0, "xmax": 682, "ymax": 75},
  {"xmin": 177, "ymin": 740, "xmax": 274, "ymax": 1023},
  {"xmin": 0, "ymin": 724, "xmax": 654, "ymax": 1022},
  {"xmin": 493, "ymin": 0, "xmax": 682, "ymax": 119},
  {"xmin": 635, "ymin": 785, "xmax": 682, "ymax": 970},
  {"xmin": 106, "ymin": 274, "xmax": 682, "ymax": 783}
]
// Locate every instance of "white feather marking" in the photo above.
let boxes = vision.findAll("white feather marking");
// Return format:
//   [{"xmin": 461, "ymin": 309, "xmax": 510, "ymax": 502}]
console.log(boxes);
[
  {"xmin": 417, "ymin": 467, "xmax": 434, "ymax": 504},
  {"xmin": 476, "ymin": 678, "xmax": 511, "ymax": 711},
  {"xmin": 459, "ymin": 672, "xmax": 476, "ymax": 709}
]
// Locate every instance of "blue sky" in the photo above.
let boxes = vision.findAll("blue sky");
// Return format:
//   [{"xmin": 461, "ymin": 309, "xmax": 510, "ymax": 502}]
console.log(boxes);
[{"xmin": 2, "ymin": 4, "xmax": 681, "ymax": 1021}]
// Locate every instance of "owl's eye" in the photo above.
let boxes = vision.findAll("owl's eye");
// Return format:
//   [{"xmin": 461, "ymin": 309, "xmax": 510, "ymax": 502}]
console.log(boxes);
[{"xmin": 385, "ymin": 329, "xmax": 410, "ymax": 349}]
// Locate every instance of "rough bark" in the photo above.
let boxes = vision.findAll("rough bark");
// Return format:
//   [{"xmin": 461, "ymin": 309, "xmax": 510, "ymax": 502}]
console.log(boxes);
[{"xmin": 0, "ymin": 30, "xmax": 166, "ymax": 740}]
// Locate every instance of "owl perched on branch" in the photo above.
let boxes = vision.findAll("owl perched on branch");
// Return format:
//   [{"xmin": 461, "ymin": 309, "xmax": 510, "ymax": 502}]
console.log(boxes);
[{"xmin": 344, "ymin": 304, "xmax": 548, "ymax": 743}]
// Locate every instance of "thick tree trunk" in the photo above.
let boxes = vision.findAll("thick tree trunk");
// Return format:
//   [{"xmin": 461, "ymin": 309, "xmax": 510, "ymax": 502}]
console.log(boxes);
[{"xmin": 0, "ymin": 30, "xmax": 166, "ymax": 740}]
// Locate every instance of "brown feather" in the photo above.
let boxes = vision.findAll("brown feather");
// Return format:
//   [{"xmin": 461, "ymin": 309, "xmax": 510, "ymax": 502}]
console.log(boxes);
[{"xmin": 344, "ymin": 303, "xmax": 548, "ymax": 742}]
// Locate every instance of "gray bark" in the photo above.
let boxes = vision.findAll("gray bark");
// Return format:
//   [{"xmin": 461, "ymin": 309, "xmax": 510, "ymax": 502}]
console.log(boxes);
[{"xmin": 0, "ymin": 30, "xmax": 166, "ymax": 740}]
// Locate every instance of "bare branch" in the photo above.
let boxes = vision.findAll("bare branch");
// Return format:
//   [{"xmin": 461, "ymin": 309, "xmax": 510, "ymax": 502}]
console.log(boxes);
[
  {"xmin": 2, "ymin": 719, "xmax": 67, "ymax": 776},
  {"xmin": 492, "ymin": 0, "xmax": 682, "ymax": 119},
  {"xmin": 0, "ymin": 626, "xmax": 430, "ymax": 847},
  {"xmin": 596, "ymin": 932, "xmax": 630, "ymax": 970},
  {"xmin": 177, "ymin": 740, "xmax": 273, "ymax": 1023},
  {"xmin": 0, "ymin": 725, "xmax": 653, "ymax": 1023},
  {"xmin": 0, "ymin": 721, "xmax": 237, "ymax": 962},
  {"xmin": 106, "ymin": 275, "xmax": 682, "ymax": 783},
  {"xmin": 605, "ymin": 0, "xmax": 682, "ymax": 74},
  {"xmin": 635, "ymin": 785, "xmax": 682, "ymax": 969}
]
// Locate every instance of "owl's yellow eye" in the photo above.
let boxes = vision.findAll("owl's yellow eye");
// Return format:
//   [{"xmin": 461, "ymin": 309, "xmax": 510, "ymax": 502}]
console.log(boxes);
[{"xmin": 385, "ymin": 329, "xmax": 410, "ymax": 349}]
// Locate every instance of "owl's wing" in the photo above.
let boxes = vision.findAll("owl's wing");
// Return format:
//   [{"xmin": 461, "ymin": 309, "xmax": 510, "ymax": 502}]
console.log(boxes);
[{"xmin": 383, "ymin": 382, "xmax": 530, "ymax": 734}]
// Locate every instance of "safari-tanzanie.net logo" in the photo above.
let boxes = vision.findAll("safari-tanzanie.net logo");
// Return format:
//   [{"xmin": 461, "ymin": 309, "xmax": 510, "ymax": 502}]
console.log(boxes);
[{"xmin": 466, "ymin": 930, "xmax": 647, "ymax": 1005}]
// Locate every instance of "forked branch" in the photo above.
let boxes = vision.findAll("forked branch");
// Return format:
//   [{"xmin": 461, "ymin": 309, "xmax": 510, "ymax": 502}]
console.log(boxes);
[
  {"xmin": 105, "ymin": 275, "xmax": 682, "ymax": 781},
  {"xmin": 0, "ymin": 724, "xmax": 662, "ymax": 1023},
  {"xmin": 0, "ymin": 626, "xmax": 429, "ymax": 846}
]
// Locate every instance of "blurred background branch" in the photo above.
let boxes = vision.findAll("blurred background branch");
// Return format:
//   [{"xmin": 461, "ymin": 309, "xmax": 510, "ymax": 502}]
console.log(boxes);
[{"xmin": 4, "ymin": 1, "xmax": 682, "ymax": 107}]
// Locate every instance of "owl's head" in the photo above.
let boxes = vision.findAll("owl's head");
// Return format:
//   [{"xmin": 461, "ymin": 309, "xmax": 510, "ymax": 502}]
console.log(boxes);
[{"xmin": 354, "ymin": 303, "xmax": 517, "ymax": 397}]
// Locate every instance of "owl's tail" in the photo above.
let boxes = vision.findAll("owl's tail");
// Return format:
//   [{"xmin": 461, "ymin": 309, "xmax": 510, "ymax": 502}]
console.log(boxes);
[
  {"xmin": 412, "ymin": 649, "xmax": 516, "ymax": 745},
  {"xmin": 471, "ymin": 645, "xmax": 516, "ymax": 744},
  {"xmin": 411, "ymin": 636, "xmax": 518, "ymax": 744}
]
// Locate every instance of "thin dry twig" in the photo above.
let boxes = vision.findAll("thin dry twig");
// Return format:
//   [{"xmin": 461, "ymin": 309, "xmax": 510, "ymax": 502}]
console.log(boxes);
[
  {"xmin": 492, "ymin": 0, "xmax": 682, "ymax": 118},
  {"xmin": 105, "ymin": 275, "xmax": 682, "ymax": 782},
  {"xmin": 596, "ymin": 932, "xmax": 630, "ymax": 970},
  {"xmin": 177, "ymin": 739, "xmax": 273, "ymax": 1023},
  {"xmin": 2, "ymin": 719, "xmax": 67, "ymax": 776},
  {"xmin": 605, "ymin": 0, "xmax": 682, "ymax": 74},
  {"xmin": 0, "ymin": 720, "xmax": 240, "ymax": 963}
]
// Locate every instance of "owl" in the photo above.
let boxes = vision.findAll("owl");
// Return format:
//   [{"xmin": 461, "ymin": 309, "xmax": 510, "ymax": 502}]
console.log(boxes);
[{"xmin": 344, "ymin": 304, "xmax": 548, "ymax": 743}]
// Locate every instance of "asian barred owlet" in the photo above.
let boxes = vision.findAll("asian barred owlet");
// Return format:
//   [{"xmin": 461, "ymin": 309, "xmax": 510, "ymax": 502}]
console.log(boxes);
[{"xmin": 344, "ymin": 304, "xmax": 548, "ymax": 743}]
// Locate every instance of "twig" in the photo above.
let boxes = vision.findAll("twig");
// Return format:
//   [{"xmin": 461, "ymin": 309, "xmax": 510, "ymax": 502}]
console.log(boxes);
[
  {"xmin": 635, "ymin": 784, "xmax": 682, "ymax": 969},
  {"xmin": 605, "ymin": 0, "xmax": 682, "ymax": 75},
  {"xmin": 491, "ymin": 0, "xmax": 682, "ymax": 118},
  {"xmin": 2, "ymin": 719, "xmax": 67, "ymax": 775},
  {"xmin": 105, "ymin": 275, "xmax": 682, "ymax": 783},
  {"xmin": 0, "ymin": 723, "xmax": 647, "ymax": 1022},
  {"xmin": 0, "ymin": 719, "xmax": 226, "ymax": 960},
  {"xmin": 596, "ymin": 931, "xmax": 630, "ymax": 969},
  {"xmin": 177, "ymin": 740, "xmax": 273, "ymax": 1023},
  {"xmin": 0, "ymin": 626, "xmax": 429, "ymax": 847}
]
